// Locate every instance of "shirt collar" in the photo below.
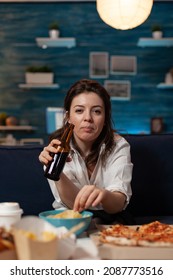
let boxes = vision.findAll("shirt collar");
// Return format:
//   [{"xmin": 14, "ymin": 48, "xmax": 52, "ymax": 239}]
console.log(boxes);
[{"xmin": 70, "ymin": 141, "xmax": 105, "ymax": 157}]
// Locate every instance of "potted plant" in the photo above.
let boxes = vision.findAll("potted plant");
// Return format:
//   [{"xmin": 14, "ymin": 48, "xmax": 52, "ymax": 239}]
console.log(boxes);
[
  {"xmin": 25, "ymin": 65, "xmax": 54, "ymax": 84},
  {"xmin": 49, "ymin": 22, "xmax": 60, "ymax": 38},
  {"xmin": 151, "ymin": 24, "xmax": 163, "ymax": 39},
  {"xmin": 0, "ymin": 112, "xmax": 8, "ymax": 125}
]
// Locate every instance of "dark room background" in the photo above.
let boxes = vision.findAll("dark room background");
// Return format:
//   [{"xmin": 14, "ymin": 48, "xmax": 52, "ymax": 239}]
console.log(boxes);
[{"xmin": 0, "ymin": 1, "xmax": 173, "ymax": 143}]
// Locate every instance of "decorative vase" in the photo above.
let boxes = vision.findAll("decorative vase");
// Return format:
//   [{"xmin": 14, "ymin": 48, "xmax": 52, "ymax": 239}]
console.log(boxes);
[
  {"xmin": 5, "ymin": 116, "xmax": 18, "ymax": 126},
  {"xmin": 152, "ymin": 31, "xmax": 163, "ymax": 39},
  {"xmin": 165, "ymin": 72, "xmax": 173, "ymax": 84},
  {"xmin": 25, "ymin": 73, "xmax": 54, "ymax": 84},
  {"xmin": 49, "ymin": 29, "xmax": 60, "ymax": 39}
]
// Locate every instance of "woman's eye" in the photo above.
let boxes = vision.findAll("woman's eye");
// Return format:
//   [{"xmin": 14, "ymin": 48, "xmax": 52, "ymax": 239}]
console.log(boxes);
[
  {"xmin": 75, "ymin": 109, "xmax": 83, "ymax": 113},
  {"xmin": 93, "ymin": 109, "xmax": 101, "ymax": 114}
]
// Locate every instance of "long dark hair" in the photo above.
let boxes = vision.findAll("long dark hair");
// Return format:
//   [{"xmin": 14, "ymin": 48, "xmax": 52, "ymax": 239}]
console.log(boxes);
[{"xmin": 49, "ymin": 79, "xmax": 115, "ymax": 167}]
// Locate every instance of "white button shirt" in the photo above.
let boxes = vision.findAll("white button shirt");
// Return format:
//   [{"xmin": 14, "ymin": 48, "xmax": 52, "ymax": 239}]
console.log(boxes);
[{"xmin": 48, "ymin": 135, "xmax": 133, "ymax": 210}]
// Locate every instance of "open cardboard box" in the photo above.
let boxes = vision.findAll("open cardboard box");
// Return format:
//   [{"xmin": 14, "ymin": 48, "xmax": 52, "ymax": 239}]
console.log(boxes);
[{"xmin": 12, "ymin": 216, "xmax": 76, "ymax": 260}]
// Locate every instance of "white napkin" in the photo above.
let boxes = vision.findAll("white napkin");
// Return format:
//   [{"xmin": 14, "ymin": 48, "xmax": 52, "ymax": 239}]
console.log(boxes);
[{"xmin": 72, "ymin": 237, "xmax": 100, "ymax": 260}]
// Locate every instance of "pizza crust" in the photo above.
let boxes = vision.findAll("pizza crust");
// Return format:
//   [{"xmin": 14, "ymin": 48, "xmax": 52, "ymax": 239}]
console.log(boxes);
[
  {"xmin": 137, "ymin": 239, "xmax": 173, "ymax": 247},
  {"xmin": 101, "ymin": 235, "xmax": 137, "ymax": 246}
]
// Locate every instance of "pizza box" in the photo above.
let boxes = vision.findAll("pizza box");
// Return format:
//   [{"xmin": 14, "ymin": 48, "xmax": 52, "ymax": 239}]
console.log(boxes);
[{"xmin": 90, "ymin": 225, "xmax": 173, "ymax": 260}]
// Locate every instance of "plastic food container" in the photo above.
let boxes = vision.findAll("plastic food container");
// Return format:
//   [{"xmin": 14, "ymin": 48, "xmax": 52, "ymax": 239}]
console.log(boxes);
[{"xmin": 0, "ymin": 202, "xmax": 23, "ymax": 229}]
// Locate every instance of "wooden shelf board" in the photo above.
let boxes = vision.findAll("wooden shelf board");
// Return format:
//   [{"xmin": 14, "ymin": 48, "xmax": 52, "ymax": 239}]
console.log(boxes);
[
  {"xmin": 36, "ymin": 37, "xmax": 76, "ymax": 48},
  {"xmin": 157, "ymin": 83, "xmax": 173, "ymax": 89},
  {"xmin": 137, "ymin": 38, "xmax": 173, "ymax": 47},
  {"xmin": 0, "ymin": 126, "xmax": 37, "ymax": 131},
  {"xmin": 19, "ymin": 83, "xmax": 60, "ymax": 89}
]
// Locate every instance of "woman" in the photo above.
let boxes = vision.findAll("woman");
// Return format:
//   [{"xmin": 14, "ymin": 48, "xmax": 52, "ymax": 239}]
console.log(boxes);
[{"xmin": 39, "ymin": 79, "xmax": 133, "ymax": 224}]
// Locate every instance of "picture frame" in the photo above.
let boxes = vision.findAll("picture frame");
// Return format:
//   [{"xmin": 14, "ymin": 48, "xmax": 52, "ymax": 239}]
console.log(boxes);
[
  {"xmin": 46, "ymin": 107, "xmax": 64, "ymax": 134},
  {"xmin": 110, "ymin": 55, "xmax": 137, "ymax": 75},
  {"xmin": 104, "ymin": 80, "xmax": 131, "ymax": 100},
  {"xmin": 150, "ymin": 117, "xmax": 164, "ymax": 134},
  {"xmin": 89, "ymin": 52, "xmax": 109, "ymax": 78}
]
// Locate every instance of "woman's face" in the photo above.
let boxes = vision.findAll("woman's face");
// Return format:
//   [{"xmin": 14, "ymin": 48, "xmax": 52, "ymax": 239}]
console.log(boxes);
[{"xmin": 68, "ymin": 92, "xmax": 105, "ymax": 146}]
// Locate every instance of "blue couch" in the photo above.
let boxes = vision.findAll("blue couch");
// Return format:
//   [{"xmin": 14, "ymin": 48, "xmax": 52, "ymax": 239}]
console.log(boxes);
[
  {"xmin": 0, "ymin": 145, "xmax": 54, "ymax": 216},
  {"xmin": 0, "ymin": 134, "xmax": 173, "ymax": 224}
]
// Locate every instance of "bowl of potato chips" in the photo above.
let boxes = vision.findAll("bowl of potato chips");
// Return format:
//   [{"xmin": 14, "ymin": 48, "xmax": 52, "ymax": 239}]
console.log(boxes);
[{"xmin": 39, "ymin": 209, "xmax": 93, "ymax": 236}]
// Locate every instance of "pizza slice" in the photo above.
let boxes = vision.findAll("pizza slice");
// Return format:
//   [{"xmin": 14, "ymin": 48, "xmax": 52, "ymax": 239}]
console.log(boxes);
[
  {"xmin": 100, "ymin": 224, "xmax": 138, "ymax": 246},
  {"xmin": 136, "ymin": 221, "xmax": 173, "ymax": 247},
  {"xmin": 137, "ymin": 220, "xmax": 172, "ymax": 235}
]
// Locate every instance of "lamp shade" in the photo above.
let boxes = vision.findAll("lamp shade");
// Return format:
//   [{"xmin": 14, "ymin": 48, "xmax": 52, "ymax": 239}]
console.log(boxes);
[{"xmin": 96, "ymin": 0, "xmax": 153, "ymax": 30}]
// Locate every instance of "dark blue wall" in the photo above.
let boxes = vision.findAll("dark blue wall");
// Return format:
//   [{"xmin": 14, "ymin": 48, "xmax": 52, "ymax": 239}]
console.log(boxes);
[{"xmin": 0, "ymin": 2, "xmax": 173, "ymax": 142}]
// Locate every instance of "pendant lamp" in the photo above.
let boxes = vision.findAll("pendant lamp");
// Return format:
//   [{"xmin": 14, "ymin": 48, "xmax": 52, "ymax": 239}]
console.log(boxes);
[{"xmin": 96, "ymin": 0, "xmax": 153, "ymax": 30}]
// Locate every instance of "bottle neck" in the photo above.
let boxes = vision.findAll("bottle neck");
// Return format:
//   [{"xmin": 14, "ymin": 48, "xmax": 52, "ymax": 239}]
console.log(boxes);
[{"xmin": 61, "ymin": 123, "xmax": 74, "ymax": 144}]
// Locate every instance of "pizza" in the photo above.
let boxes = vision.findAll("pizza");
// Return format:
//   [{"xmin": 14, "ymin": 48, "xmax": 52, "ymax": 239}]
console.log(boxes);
[{"xmin": 99, "ymin": 221, "xmax": 173, "ymax": 247}]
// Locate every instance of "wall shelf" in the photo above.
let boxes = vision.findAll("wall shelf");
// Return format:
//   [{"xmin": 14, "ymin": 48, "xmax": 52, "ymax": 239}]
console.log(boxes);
[
  {"xmin": 35, "ymin": 37, "xmax": 76, "ymax": 48},
  {"xmin": 0, "ymin": 126, "xmax": 37, "ymax": 131},
  {"xmin": 137, "ymin": 38, "xmax": 173, "ymax": 47},
  {"xmin": 19, "ymin": 83, "xmax": 60, "ymax": 89},
  {"xmin": 157, "ymin": 83, "xmax": 173, "ymax": 89}
]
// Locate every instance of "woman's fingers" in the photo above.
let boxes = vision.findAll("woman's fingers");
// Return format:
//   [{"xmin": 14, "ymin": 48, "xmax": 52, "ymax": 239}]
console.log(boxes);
[
  {"xmin": 38, "ymin": 139, "xmax": 61, "ymax": 165},
  {"xmin": 91, "ymin": 191, "xmax": 104, "ymax": 207},
  {"xmin": 73, "ymin": 185, "xmax": 104, "ymax": 212},
  {"xmin": 73, "ymin": 186, "xmax": 91, "ymax": 211},
  {"xmin": 38, "ymin": 150, "xmax": 52, "ymax": 165},
  {"xmin": 84, "ymin": 189, "xmax": 100, "ymax": 209},
  {"xmin": 73, "ymin": 190, "xmax": 87, "ymax": 211}
]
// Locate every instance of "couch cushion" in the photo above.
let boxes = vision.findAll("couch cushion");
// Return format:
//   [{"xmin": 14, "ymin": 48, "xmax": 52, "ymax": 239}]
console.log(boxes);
[
  {"xmin": 0, "ymin": 145, "xmax": 54, "ymax": 215},
  {"xmin": 125, "ymin": 134, "xmax": 173, "ymax": 218}
]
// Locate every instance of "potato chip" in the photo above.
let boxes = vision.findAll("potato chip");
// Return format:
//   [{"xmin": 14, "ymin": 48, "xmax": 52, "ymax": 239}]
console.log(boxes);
[{"xmin": 49, "ymin": 210, "xmax": 82, "ymax": 219}]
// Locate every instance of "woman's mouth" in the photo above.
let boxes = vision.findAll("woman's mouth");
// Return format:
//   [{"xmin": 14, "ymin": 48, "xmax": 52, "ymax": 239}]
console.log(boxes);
[{"xmin": 82, "ymin": 127, "xmax": 93, "ymax": 132}]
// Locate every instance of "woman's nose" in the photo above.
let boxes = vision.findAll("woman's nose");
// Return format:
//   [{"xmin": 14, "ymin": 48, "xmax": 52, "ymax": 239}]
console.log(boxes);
[{"xmin": 84, "ymin": 110, "xmax": 92, "ymax": 122}]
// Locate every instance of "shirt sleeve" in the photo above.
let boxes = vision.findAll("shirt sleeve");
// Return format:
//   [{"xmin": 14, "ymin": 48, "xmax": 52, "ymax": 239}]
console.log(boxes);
[{"xmin": 104, "ymin": 137, "xmax": 133, "ymax": 209}]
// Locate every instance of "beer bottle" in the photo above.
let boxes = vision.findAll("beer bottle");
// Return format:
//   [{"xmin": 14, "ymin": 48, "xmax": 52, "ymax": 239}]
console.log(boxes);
[{"xmin": 44, "ymin": 123, "xmax": 74, "ymax": 181}]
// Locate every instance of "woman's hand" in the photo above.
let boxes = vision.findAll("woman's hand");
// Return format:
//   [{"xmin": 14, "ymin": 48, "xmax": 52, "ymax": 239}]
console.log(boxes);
[
  {"xmin": 73, "ymin": 185, "xmax": 106, "ymax": 212},
  {"xmin": 38, "ymin": 139, "xmax": 61, "ymax": 166}
]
